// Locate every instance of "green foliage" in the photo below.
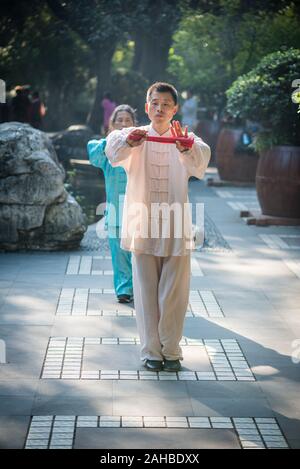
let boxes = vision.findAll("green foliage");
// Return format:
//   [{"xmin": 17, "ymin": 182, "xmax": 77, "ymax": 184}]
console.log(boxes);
[
  {"xmin": 168, "ymin": 3, "xmax": 300, "ymax": 113},
  {"xmin": 2, "ymin": 0, "xmax": 300, "ymax": 132},
  {"xmin": 112, "ymin": 41, "xmax": 135, "ymax": 72},
  {"xmin": 0, "ymin": 4, "xmax": 93, "ymax": 129},
  {"xmin": 1, "ymin": 10, "xmax": 91, "ymax": 88},
  {"xmin": 226, "ymin": 48, "xmax": 300, "ymax": 148},
  {"xmin": 0, "ymin": 0, "xmax": 40, "ymax": 46},
  {"xmin": 46, "ymin": 0, "xmax": 133, "ymax": 49},
  {"xmin": 251, "ymin": 131, "xmax": 282, "ymax": 152}
]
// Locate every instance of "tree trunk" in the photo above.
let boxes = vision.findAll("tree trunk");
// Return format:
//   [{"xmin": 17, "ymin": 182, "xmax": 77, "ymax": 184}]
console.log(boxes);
[
  {"xmin": 132, "ymin": 0, "xmax": 181, "ymax": 85},
  {"xmin": 86, "ymin": 43, "xmax": 117, "ymax": 133},
  {"xmin": 132, "ymin": 29, "xmax": 173, "ymax": 83}
]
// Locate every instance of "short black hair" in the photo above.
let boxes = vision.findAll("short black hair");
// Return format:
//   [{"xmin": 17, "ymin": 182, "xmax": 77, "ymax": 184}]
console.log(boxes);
[{"xmin": 146, "ymin": 82, "xmax": 178, "ymax": 105}]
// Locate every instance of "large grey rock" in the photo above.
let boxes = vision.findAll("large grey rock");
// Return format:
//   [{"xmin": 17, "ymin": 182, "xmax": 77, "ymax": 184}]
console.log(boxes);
[
  {"xmin": 0, "ymin": 204, "xmax": 46, "ymax": 243},
  {"xmin": 0, "ymin": 122, "xmax": 87, "ymax": 251},
  {"xmin": 0, "ymin": 150, "xmax": 65, "ymax": 205}
]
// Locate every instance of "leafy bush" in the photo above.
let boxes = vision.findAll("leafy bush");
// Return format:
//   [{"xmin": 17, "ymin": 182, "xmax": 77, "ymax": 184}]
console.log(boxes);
[{"xmin": 226, "ymin": 48, "xmax": 300, "ymax": 149}]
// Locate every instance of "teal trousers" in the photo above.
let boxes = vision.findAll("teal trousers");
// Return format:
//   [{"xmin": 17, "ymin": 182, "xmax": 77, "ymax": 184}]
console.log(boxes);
[{"xmin": 108, "ymin": 231, "xmax": 133, "ymax": 297}]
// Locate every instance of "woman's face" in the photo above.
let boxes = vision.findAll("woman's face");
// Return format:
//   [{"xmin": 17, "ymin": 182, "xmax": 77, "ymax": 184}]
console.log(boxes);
[{"xmin": 112, "ymin": 111, "xmax": 134, "ymax": 130}]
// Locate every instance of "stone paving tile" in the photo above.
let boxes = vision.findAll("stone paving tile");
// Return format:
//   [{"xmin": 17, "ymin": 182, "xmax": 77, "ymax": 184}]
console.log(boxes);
[
  {"xmin": 74, "ymin": 427, "xmax": 240, "ymax": 449},
  {"xmin": 283, "ymin": 260, "xmax": 300, "ymax": 279},
  {"xmin": 0, "ymin": 416, "xmax": 31, "ymax": 449},
  {"xmin": 0, "ymin": 379, "xmax": 39, "ymax": 397},
  {"xmin": 40, "ymin": 337, "xmax": 254, "ymax": 381},
  {"xmin": 56, "ymin": 288, "xmax": 224, "ymax": 318},
  {"xmin": 0, "ymin": 397, "xmax": 34, "ymax": 416},
  {"xmin": 66, "ymin": 255, "xmax": 205, "ymax": 277},
  {"xmin": 259, "ymin": 234, "xmax": 300, "ymax": 251},
  {"xmin": 23, "ymin": 415, "xmax": 289, "ymax": 449},
  {"xmin": 227, "ymin": 201, "xmax": 260, "ymax": 212},
  {"xmin": 214, "ymin": 189, "xmax": 258, "ymax": 200}
]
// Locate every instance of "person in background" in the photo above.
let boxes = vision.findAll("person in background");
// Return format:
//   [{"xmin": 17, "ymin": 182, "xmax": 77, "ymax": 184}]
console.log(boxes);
[
  {"xmin": 101, "ymin": 92, "xmax": 116, "ymax": 134},
  {"xmin": 181, "ymin": 89, "xmax": 198, "ymax": 132},
  {"xmin": 87, "ymin": 104, "xmax": 135, "ymax": 304},
  {"xmin": 30, "ymin": 91, "xmax": 46, "ymax": 129}
]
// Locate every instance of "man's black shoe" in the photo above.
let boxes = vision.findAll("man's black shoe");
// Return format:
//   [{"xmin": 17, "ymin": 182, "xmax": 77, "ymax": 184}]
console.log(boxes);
[
  {"xmin": 163, "ymin": 359, "xmax": 182, "ymax": 372},
  {"xmin": 144, "ymin": 359, "xmax": 163, "ymax": 372}
]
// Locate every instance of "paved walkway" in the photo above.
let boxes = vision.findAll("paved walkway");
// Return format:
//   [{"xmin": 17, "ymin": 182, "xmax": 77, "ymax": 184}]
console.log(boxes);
[{"xmin": 0, "ymin": 173, "xmax": 300, "ymax": 449}]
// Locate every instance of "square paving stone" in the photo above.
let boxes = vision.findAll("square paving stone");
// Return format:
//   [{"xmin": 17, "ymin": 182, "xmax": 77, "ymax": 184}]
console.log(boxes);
[
  {"xmin": 112, "ymin": 381, "xmax": 193, "ymax": 416},
  {"xmin": 74, "ymin": 428, "xmax": 241, "ymax": 449},
  {"xmin": 0, "ymin": 416, "xmax": 31, "ymax": 449}
]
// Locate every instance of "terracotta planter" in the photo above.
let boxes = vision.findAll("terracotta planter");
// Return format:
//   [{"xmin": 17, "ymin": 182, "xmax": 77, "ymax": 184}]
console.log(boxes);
[
  {"xmin": 216, "ymin": 128, "xmax": 259, "ymax": 182},
  {"xmin": 196, "ymin": 119, "xmax": 222, "ymax": 166},
  {"xmin": 256, "ymin": 146, "xmax": 300, "ymax": 218}
]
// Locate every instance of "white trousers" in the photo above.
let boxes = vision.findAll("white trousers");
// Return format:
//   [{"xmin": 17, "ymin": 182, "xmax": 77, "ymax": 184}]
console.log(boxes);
[{"xmin": 132, "ymin": 253, "xmax": 191, "ymax": 362}]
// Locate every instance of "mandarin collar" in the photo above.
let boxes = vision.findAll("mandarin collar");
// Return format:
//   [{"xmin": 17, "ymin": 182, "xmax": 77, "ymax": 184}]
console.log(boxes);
[{"xmin": 148, "ymin": 123, "xmax": 172, "ymax": 137}]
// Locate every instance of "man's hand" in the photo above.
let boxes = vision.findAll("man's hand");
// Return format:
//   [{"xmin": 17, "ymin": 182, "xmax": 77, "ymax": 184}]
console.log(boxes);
[
  {"xmin": 126, "ymin": 129, "xmax": 147, "ymax": 147},
  {"xmin": 171, "ymin": 120, "xmax": 191, "ymax": 152}
]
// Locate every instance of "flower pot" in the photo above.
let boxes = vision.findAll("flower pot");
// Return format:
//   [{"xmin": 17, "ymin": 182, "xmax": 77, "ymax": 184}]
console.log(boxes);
[
  {"xmin": 216, "ymin": 128, "xmax": 259, "ymax": 182},
  {"xmin": 256, "ymin": 146, "xmax": 300, "ymax": 218}
]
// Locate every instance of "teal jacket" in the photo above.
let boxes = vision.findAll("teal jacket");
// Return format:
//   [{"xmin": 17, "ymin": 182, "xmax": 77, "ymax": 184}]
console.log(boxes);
[{"xmin": 87, "ymin": 138, "xmax": 127, "ymax": 229}]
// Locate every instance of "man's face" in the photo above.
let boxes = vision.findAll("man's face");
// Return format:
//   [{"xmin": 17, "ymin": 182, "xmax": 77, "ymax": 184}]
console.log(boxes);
[{"xmin": 145, "ymin": 90, "xmax": 178, "ymax": 126}]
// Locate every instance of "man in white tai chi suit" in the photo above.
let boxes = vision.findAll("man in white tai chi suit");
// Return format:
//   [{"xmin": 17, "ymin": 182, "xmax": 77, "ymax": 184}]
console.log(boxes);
[{"xmin": 106, "ymin": 82, "xmax": 211, "ymax": 372}]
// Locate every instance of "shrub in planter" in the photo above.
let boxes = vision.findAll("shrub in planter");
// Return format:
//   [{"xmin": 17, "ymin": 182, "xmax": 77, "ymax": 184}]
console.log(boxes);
[{"xmin": 226, "ymin": 48, "xmax": 300, "ymax": 217}]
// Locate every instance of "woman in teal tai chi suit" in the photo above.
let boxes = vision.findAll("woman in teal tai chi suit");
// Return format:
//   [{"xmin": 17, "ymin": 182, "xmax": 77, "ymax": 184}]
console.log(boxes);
[{"xmin": 87, "ymin": 105, "xmax": 135, "ymax": 303}]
